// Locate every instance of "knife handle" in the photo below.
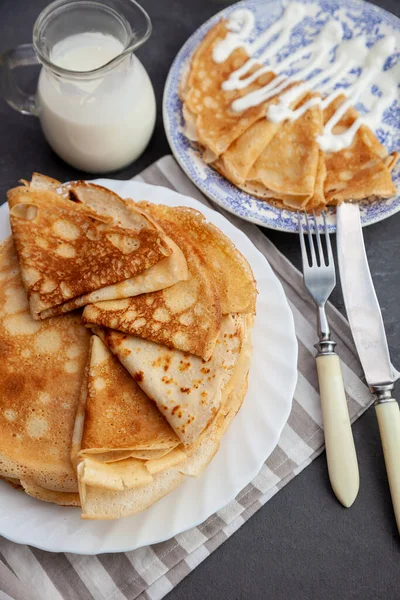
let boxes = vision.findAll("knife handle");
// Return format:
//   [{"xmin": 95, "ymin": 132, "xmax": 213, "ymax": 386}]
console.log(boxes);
[
  {"xmin": 316, "ymin": 353, "xmax": 359, "ymax": 507},
  {"xmin": 375, "ymin": 399, "xmax": 400, "ymax": 534}
]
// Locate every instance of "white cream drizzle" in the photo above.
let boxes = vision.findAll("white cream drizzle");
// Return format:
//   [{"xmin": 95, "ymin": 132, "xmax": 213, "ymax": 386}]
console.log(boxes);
[
  {"xmin": 317, "ymin": 37, "xmax": 397, "ymax": 152},
  {"xmin": 231, "ymin": 21, "xmax": 343, "ymax": 113},
  {"xmin": 212, "ymin": 9, "xmax": 256, "ymax": 64},
  {"xmin": 212, "ymin": 5, "xmax": 399, "ymax": 153}
]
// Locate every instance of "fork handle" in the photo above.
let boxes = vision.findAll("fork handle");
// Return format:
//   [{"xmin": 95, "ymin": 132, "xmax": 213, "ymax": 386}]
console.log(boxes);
[{"xmin": 316, "ymin": 353, "xmax": 359, "ymax": 507}]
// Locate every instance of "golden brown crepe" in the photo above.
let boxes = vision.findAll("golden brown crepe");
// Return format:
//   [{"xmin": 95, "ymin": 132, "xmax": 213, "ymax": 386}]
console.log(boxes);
[
  {"xmin": 0, "ymin": 238, "xmax": 90, "ymax": 493},
  {"xmin": 20, "ymin": 481, "xmax": 81, "ymax": 506},
  {"xmin": 78, "ymin": 315, "xmax": 252, "ymax": 519},
  {"xmin": 8, "ymin": 181, "xmax": 173, "ymax": 319},
  {"xmin": 218, "ymin": 118, "xmax": 281, "ymax": 185},
  {"xmin": 95, "ymin": 313, "xmax": 246, "ymax": 448},
  {"xmin": 83, "ymin": 219, "xmax": 222, "ymax": 361},
  {"xmin": 39, "ymin": 233, "xmax": 188, "ymax": 319},
  {"xmin": 136, "ymin": 203, "xmax": 257, "ymax": 315},
  {"xmin": 181, "ymin": 19, "xmax": 398, "ymax": 213},
  {"xmin": 71, "ymin": 335, "xmax": 180, "ymax": 463},
  {"xmin": 69, "ymin": 334, "xmax": 188, "ymax": 507},
  {"xmin": 245, "ymin": 95, "xmax": 323, "ymax": 209},
  {"xmin": 322, "ymin": 96, "xmax": 398, "ymax": 205},
  {"xmin": 183, "ymin": 21, "xmax": 282, "ymax": 157},
  {"xmin": 19, "ymin": 176, "xmax": 188, "ymax": 319},
  {"xmin": 180, "ymin": 314, "xmax": 253, "ymax": 475},
  {"xmin": 305, "ymin": 151, "xmax": 327, "ymax": 211}
]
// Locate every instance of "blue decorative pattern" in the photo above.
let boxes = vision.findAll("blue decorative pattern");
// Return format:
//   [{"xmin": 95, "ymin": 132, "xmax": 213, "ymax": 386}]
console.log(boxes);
[{"xmin": 163, "ymin": 0, "xmax": 400, "ymax": 233}]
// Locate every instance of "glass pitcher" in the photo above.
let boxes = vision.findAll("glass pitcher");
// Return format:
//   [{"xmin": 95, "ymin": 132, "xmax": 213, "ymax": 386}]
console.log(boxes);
[{"xmin": 1, "ymin": 0, "xmax": 156, "ymax": 173}]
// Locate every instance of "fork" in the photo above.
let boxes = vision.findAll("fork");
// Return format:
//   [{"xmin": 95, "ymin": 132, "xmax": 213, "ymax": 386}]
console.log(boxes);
[{"xmin": 298, "ymin": 211, "xmax": 359, "ymax": 508}]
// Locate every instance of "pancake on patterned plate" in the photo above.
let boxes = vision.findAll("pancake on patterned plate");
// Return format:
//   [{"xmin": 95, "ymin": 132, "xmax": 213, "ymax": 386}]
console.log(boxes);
[{"xmin": 181, "ymin": 8, "xmax": 399, "ymax": 212}]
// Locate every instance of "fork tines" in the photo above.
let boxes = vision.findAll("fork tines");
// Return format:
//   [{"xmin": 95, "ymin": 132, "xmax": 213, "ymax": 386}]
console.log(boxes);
[
  {"xmin": 297, "ymin": 211, "xmax": 336, "ymax": 307},
  {"xmin": 297, "ymin": 211, "xmax": 333, "ymax": 269}
]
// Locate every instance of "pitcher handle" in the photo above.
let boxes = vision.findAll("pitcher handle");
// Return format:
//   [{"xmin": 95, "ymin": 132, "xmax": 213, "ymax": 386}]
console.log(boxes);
[{"xmin": 1, "ymin": 44, "xmax": 40, "ymax": 116}]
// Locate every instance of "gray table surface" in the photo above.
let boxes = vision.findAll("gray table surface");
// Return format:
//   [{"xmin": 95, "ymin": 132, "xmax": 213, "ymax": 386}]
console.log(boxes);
[{"xmin": 1, "ymin": 0, "xmax": 400, "ymax": 598}]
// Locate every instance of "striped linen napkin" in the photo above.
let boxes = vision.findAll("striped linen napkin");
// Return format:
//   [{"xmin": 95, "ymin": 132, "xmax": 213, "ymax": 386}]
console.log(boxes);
[{"xmin": 0, "ymin": 155, "xmax": 372, "ymax": 600}]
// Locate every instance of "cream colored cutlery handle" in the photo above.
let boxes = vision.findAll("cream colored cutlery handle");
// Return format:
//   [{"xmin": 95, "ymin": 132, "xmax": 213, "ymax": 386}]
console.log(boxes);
[
  {"xmin": 375, "ymin": 401, "xmax": 400, "ymax": 534},
  {"xmin": 316, "ymin": 353, "xmax": 359, "ymax": 507}
]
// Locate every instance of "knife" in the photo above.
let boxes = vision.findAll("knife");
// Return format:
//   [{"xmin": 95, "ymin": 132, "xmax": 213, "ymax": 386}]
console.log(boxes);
[{"xmin": 337, "ymin": 202, "xmax": 400, "ymax": 533}]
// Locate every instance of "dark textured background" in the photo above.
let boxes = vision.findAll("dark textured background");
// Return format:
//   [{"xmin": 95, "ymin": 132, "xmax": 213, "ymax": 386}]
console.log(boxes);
[{"xmin": 1, "ymin": 0, "xmax": 400, "ymax": 598}]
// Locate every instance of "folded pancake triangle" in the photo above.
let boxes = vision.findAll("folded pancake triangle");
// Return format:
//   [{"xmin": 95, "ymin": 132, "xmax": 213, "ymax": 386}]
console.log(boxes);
[
  {"xmin": 70, "ymin": 334, "xmax": 187, "ymax": 512},
  {"xmin": 7, "ymin": 175, "xmax": 188, "ymax": 319},
  {"xmin": 82, "ymin": 203, "xmax": 257, "ymax": 359},
  {"xmin": 95, "ymin": 313, "xmax": 245, "ymax": 447},
  {"xmin": 72, "ymin": 335, "xmax": 180, "ymax": 462}
]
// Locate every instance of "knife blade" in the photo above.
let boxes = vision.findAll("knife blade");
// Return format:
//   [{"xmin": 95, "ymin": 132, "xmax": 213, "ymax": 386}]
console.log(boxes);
[
  {"xmin": 337, "ymin": 203, "xmax": 393, "ymax": 387},
  {"xmin": 337, "ymin": 202, "xmax": 400, "ymax": 534}
]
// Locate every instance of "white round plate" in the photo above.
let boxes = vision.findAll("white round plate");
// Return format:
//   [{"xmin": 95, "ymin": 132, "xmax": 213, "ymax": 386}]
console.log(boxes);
[
  {"xmin": 163, "ymin": 0, "xmax": 400, "ymax": 233},
  {"xmin": 0, "ymin": 180, "xmax": 297, "ymax": 554}
]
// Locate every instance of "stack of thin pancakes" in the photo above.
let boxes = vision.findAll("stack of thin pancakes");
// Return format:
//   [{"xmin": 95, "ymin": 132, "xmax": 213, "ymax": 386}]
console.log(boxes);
[
  {"xmin": 0, "ymin": 174, "xmax": 257, "ymax": 519},
  {"xmin": 180, "ymin": 21, "xmax": 399, "ymax": 212}
]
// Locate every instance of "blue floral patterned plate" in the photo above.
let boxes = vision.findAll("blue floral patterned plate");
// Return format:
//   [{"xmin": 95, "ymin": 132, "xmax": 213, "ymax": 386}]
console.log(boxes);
[{"xmin": 163, "ymin": 0, "xmax": 400, "ymax": 233}]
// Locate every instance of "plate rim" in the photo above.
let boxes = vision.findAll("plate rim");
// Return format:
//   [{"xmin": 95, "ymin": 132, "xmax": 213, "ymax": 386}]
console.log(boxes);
[
  {"xmin": 0, "ymin": 179, "xmax": 298, "ymax": 553},
  {"xmin": 162, "ymin": 0, "xmax": 400, "ymax": 233}
]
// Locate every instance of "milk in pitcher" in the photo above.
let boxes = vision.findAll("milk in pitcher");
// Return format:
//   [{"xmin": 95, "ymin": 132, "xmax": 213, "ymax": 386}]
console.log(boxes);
[{"xmin": 37, "ymin": 32, "xmax": 156, "ymax": 172}]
